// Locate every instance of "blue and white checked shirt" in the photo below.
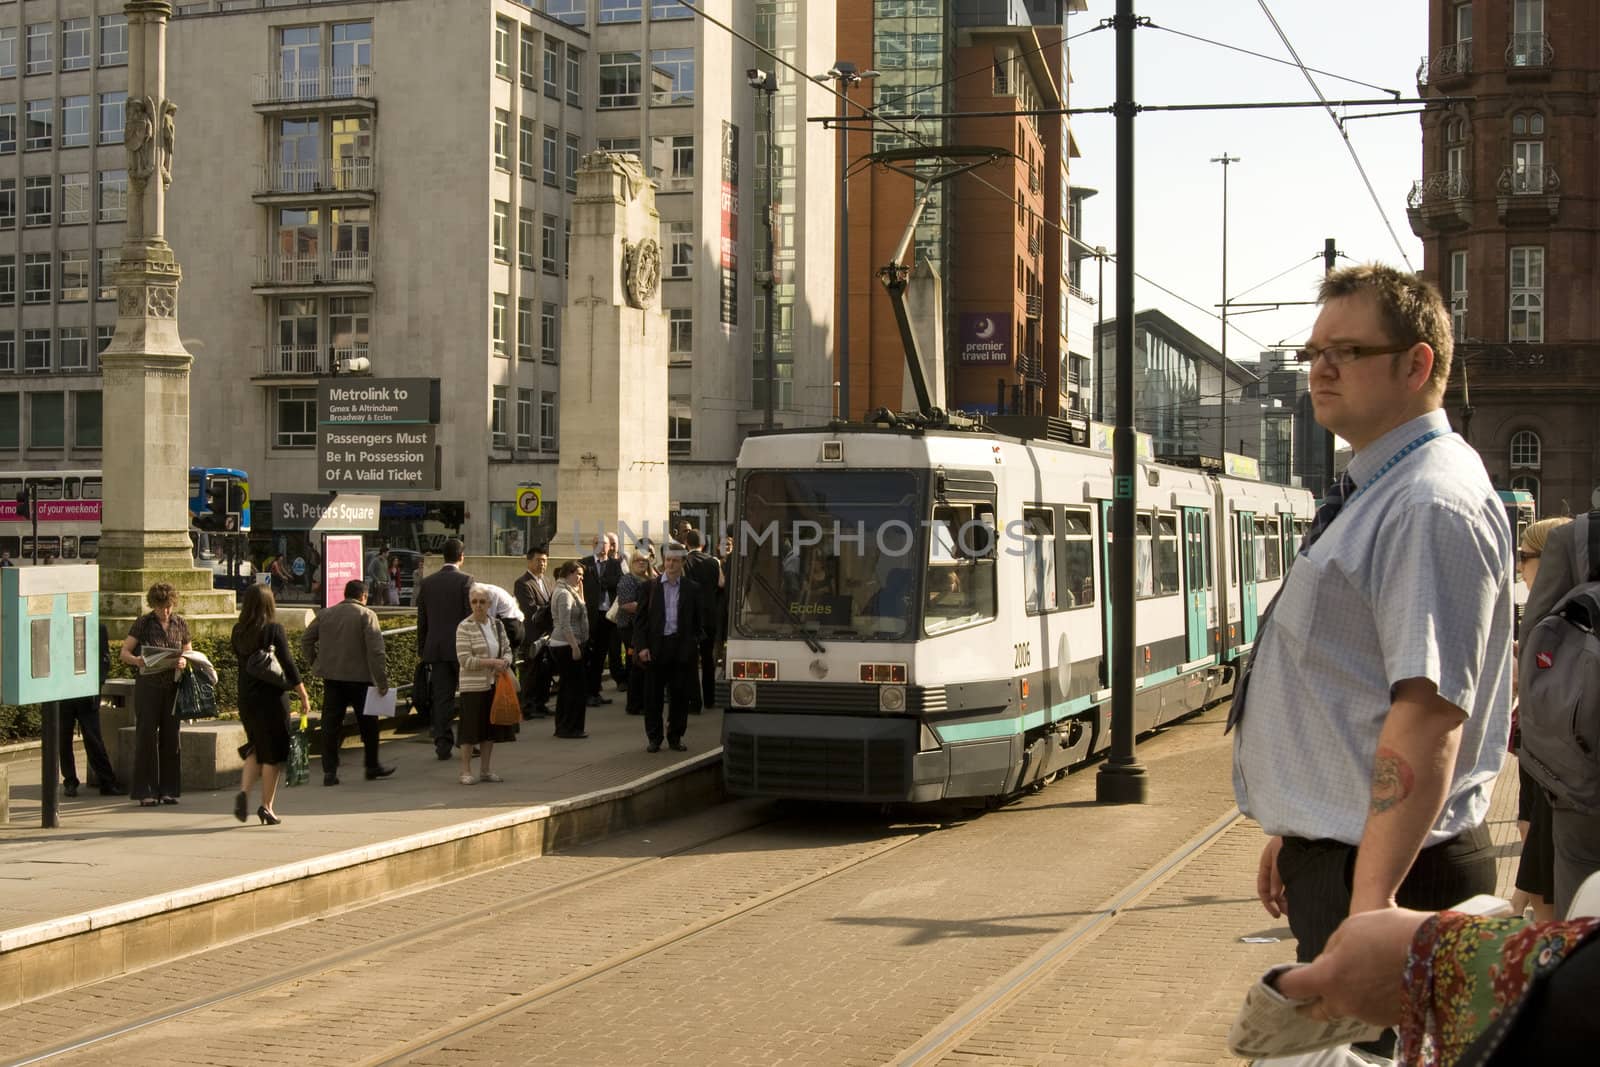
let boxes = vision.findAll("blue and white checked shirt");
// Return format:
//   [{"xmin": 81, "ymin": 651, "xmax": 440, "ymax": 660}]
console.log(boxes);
[{"xmin": 1233, "ymin": 410, "xmax": 1513, "ymax": 845}]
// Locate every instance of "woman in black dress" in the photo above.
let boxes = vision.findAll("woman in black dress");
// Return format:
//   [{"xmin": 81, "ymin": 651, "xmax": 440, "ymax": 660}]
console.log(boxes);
[
  {"xmin": 120, "ymin": 583, "xmax": 193, "ymax": 806},
  {"xmin": 230, "ymin": 584, "xmax": 310, "ymax": 825}
]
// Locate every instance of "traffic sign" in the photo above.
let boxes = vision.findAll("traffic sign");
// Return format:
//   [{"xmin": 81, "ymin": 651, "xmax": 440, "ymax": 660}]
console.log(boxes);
[
  {"xmin": 317, "ymin": 378, "xmax": 442, "ymax": 491},
  {"xmin": 516, "ymin": 485, "xmax": 543, "ymax": 518}
]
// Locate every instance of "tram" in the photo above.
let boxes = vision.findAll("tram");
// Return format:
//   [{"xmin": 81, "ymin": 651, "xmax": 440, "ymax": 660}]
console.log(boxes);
[{"xmin": 718, "ymin": 422, "xmax": 1316, "ymax": 804}]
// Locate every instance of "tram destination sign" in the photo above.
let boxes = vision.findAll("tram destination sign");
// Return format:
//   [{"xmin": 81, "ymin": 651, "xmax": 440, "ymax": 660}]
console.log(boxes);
[
  {"xmin": 317, "ymin": 377, "xmax": 443, "ymax": 491},
  {"xmin": 317, "ymin": 378, "xmax": 441, "ymax": 426}
]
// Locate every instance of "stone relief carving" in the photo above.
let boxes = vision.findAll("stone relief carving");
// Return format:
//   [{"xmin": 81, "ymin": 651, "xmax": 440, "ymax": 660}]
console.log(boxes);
[
  {"xmin": 126, "ymin": 96, "xmax": 157, "ymax": 183},
  {"xmin": 117, "ymin": 284, "xmax": 178, "ymax": 319},
  {"xmin": 582, "ymin": 150, "xmax": 649, "ymax": 201},
  {"xmin": 621, "ymin": 238, "xmax": 661, "ymax": 309},
  {"xmin": 160, "ymin": 100, "xmax": 177, "ymax": 189}
]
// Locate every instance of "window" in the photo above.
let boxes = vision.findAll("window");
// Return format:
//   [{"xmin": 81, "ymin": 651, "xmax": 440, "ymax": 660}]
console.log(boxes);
[
  {"xmin": 61, "ymin": 96, "xmax": 89, "ymax": 148},
  {"xmin": 564, "ymin": 134, "xmax": 579, "ymax": 192},
  {"xmin": 60, "ymin": 172, "xmax": 88, "ymax": 225},
  {"xmin": 0, "ymin": 103, "xmax": 13, "ymax": 153},
  {"xmin": 59, "ymin": 250, "xmax": 88, "ymax": 302},
  {"xmin": 924, "ymin": 500, "xmax": 999, "ymax": 634},
  {"xmin": 667, "ymin": 397, "xmax": 691, "ymax": 455},
  {"xmin": 0, "ymin": 255, "xmax": 12, "ymax": 305},
  {"xmin": 649, "ymin": 49, "xmax": 695, "ymax": 106},
  {"xmin": 1509, "ymin": 246, "xmax": 1544, "ymax": 342},
  {"xmin": 99, "ymin": 14, "xmax": 128, "ymax": 67},
  {"xmin": 493, "ymin": 201, "xmax": 510, "ymax": 262},
  {"xmin": 274, "ymin": 297, "xmax": 317, "ymax": 371},
  {"xmin": 492, "ymin": 385, "xmax": 508, "ymax": 447},
  {"xmin": 542, "ymin": 214, "xmax": 558, "ymax": 273},
  {"xmin": 273, "ymin": 387, "xmax": 316, "ymax": 448},
  {"xmin": 493, "ymin": 109, "xmax": 511, "ymax": 170},
  {"xmin": 1510, "ymin": 429, "xmax": 1541, "ymax": 468},
  {"xmin": 566, "ymin": 49, "xmax": 582, "ymax": 107},
  {"xmin": 30, "ymin": 392, "xmax": 64, "ymax": 449},
  {"xmin": 73, "ymin": 391, "xmax": 102, "ymax": 448},
  {"xmin": 564, "ymin": 218, "xmax": 571, "ymax": 278},
  {"xmin": 600, "ymin": 0, "xmax": 643, "ymax": 23},
  {"xmin": 61, "ymin": 18, "xmax": 90, "ymax": 72},
  {"xmin": 26, "ymin": 99, "xmax": 52, "ymax": 151},
  {"xmin": 1134, "ymin": 514, "xmax": 1156, "ymax": 598},
  {"xmin": 516, "ymin": 388, "xmax": 534, "ymax": 449},
  {"xmin": 1510, "ymin": 0, "xmax": 1545, "ymax": 66},
  {"xmin": 1449, "ymin": 250, "xmax": 1467, "ymax": 340},
  {"xmin": 23, "ymin": 252, "xmax": 50, "ymax": 304},
  {"xmin": 0, "ymin": 178, "xmax": 15, "ymax": 228},
  {"xmin": 97, "ymin": 248, "xmax": 118, "ymax": 300},
  {"xmin": 99, "ymin": 91, "xmax": 125, "ymax": 144},
  {"xmin": 0, "ymin": 28, "xmax": 14, "ymax": 79},
  {"xmin": 58, "ymin": 326, "xmax": 89, "ymax": 370},
  {"xmin": 519, "ymin": 28, "xmax": 537, "ymax": 89},
  {"xmin": 1254, "ymin": 517, "xmax": 1282, "ymax": 582},
  {"xmin": 99, "ymin": 169, "xmax": 127, "ymax": 222},
  {"xmin": 97, "ymin": 325, "xmax": 113, "ymax": 353},
  {"xmin": 329, "ymin": 296, "xmax": 369, "ymax": 365},
  {"xmin": 1061, "ymin": 508, "xmax": 1095, "ymax": 608},
  {"xmin": 599, "ymin": 136, "xmax": 640, "ymax": 158},
  {"xmin": 26, "ymin": 24, "xmax": 52, "ymax": 77},
  {"xmin": 547, "ymin": 0, "xmax": 586, "ymax": 27},
  {"xmin": 519, "ymin": 117, "xmax": 535, "ymax": 179},
  {"xmin": 652, "ymin": 0, "xmax": 693, "ymax": 19},
  {"xmin": 543, "ymin": 38, "xmax": 561, "ymax": 97},
  {"xmin": 518, "ymin": 208, "xmax": 535, "ymax": 270},
  {"xmin": 541, "ymin": 303, "xmax": 558, "ymax": 363},
  {"xmin": 331, "ymin": 207, "xmax": 370, "ymax": 279},
  {"xmin": 542, "ymin": 125, "xmax": 558, "ymax": 184},
  {"xmin": 1022, "ymin": 507, "xmax": 1057, "ymax": 614},
  {"xmin": 1511, "ymin": 111, "xmax": 1545, "ymax": 193},
  {"xmin": 669, "ymin": 308, "xmax": 692, "ymax": 361},
  {"xmin": 331, "ymin": 21, "xmax": 372, "ymax": 92},
  {"xmin": 599, "ymin": 51, "xmax": 641, "ymax": 108},
  {"xmin": 492, "ymin": 293, "xmax": 508, "ymax": 356},
  {"xmin": 0, "ymin": 331, "xmax": 11, "ymax": 371},
  {"xmin": 540, "ymin": 391, "xmax": 557, "ymax": 450},
  {"xmin": 0, "ymin": 392, "xmax": 15, "ymax": 450},
  {"xmin": 668, "ymin": 220, "xmax": 694, "ymax": 278},
  {"xmin": 517, "ymin": 298, "xmax": 534, "ymax": 361},
  {"xmin": 24, "ymin": 328, "xmax": 51, "ymax": 371},
  {"xmin": 652, "ymin": 134, "xmax": 694, "ymax": 189},
  {"xmin": 494, "ymin": 18, "xmax": 512, "ymax": 80}
]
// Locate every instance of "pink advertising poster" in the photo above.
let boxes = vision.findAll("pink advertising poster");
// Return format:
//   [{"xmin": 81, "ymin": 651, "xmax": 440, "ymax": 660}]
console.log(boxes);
[{"xmin": 324, "ymin": 534, "xmax": 365, "ymax": 609}]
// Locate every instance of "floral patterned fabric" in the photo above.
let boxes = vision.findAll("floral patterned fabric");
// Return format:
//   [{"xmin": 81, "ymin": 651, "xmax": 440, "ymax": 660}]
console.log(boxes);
[{"xmin": 1398, "ymin": 911, "xmax": 1600, "ymax": 1066}]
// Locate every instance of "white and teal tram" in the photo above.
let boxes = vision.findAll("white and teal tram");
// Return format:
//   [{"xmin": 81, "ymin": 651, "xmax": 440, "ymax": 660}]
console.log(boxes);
[{"xmin": 718, "ymin": 423, "xmax": 1316, "ymax": 803}]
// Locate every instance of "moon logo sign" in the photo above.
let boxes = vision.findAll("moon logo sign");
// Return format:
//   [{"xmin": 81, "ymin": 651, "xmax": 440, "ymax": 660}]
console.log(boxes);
[{"xmin": 975, "ymin": 316, "xmax": 997, "ymax": 340}]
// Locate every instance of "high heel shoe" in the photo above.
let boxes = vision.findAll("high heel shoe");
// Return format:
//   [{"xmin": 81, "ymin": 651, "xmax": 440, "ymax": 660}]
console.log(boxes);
[
  {"xmin": 234, "ymin": 791, "xmax": 248, "ymax": 823},
  {"xmin": 257, "ymin": 806, "xmax": 281, "ymax": 826}
]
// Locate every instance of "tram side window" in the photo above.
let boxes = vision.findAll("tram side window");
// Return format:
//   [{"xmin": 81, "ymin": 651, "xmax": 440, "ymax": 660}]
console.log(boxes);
[
  {"xmin": 83, "ymin": 477, "xmax": 100, "ymax": 500},
  {"xmin": 925, "ymin": 501, "xmax": 998, "ymax": 634},
  {"xmin": 1203, "ymin": 514, "xmax": 1214, "ymax": 591},
  {"xmin": 30, "ymin": 477, "xmax": 63, "ymax": 500},
  {"xmin": 1061, "ymin": 507, "xmax": 1094, "ymax": 608},
  {"xmin": 1021, "ymin": 506, "xmax": 1057, "ymax": 615},
  {"xmin": 1155, "ymin": 513, "xmax": 1180, "ymax": 594},
  {"xmin": 1135, "ymin": 514, "xmax": 1155, "ymax": 598},
  {"xmin": 1262, "ymin": 518, "xmax": 1283, "ymax": 580}
]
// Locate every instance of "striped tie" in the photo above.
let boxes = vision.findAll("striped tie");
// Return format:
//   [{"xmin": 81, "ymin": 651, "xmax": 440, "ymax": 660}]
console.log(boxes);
[{"xmin": 1226, "ymin": 472, "xmax": 1357, "ymax": 734}]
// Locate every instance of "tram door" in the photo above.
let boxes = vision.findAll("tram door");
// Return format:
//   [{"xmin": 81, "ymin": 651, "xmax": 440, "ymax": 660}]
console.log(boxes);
[
  {"xmin": 1098, "ymin": 499, "xmax": 1114, "ymax": 686},
  {"xmin": 1237, "ymin": 511, "xmax": 1259, "ymax": 645},
  {"xmin": 1181, "ymin": 508, "xmax": 1209, "ymax": 662},
  {"xmin": 1279, "ymin": 517, "xmax": 1297, "ymax": 574}
]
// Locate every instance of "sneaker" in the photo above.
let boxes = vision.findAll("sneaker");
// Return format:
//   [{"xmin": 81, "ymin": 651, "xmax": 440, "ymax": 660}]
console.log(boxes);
[{"xmin": 459, "ymin": 773, "xmax": 477, "ymax": 785}]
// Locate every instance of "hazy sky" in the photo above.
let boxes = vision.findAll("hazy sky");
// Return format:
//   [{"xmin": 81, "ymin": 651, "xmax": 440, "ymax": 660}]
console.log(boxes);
[{"xmin": 1063, "ymin": 1, "xmax": 1428, "ymax": 375}]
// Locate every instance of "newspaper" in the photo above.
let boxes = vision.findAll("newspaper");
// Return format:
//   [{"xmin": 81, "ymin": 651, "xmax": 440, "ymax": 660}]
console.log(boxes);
[{"xmin": 139, "ymin": 646, "xmax": 182, "ymax": 675}]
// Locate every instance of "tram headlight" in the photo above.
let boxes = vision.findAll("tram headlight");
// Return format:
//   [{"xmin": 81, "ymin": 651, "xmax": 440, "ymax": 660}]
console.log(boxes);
[
  {"xmin": 730, "ymin": 680, "xmax": 758, "ymax": 708},
  {"xmin": 878, "ymin": 684, "xmax": 906, "ymax": 712}
]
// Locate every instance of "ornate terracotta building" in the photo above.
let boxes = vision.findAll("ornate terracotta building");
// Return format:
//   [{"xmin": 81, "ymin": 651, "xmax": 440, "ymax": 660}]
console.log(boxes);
[{"xmin": 1413, "ymin": 0, "xmax": 1600, "ymax": 516}]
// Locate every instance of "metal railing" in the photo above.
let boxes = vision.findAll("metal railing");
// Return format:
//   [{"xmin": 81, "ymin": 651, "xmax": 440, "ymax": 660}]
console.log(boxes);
[
  {"xmin": 1506, "ymin": 32, "xmax": 1553, "ymax": 69},
  {"xmin": 1024, "ymin": 293, "xmax": 1043, "ymax": 319},
  {"xmin": 255, "ymin": 252, "xmax": 373, "ymax": 286},
  {"xmin": 1067, "ymin": 281, "xmax": 1096, "ymax": 305},
  {"xmin": 1499, "ymin": 163, "xmax": 1559, "ymax": 195},
  {"xmin": 255, "ymin": 157, "xmax": 376, "ymax": 195},
  {"xmin": 1417, "ymin": 40, "xmax": 1472, "ymax": 84},
  {"xmin": 254, "ymin": 65, "xmax": 375, "ymax": 105},
  {"xmin": 260, "ymin": 341, "xmax": 371, "ymax": 376},
  {"xmin": 1407, "ymin": 171, "xmax": 1471, "ymax": 208}
]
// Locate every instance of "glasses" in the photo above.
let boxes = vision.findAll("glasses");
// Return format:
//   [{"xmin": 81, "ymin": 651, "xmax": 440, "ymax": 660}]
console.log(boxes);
[
  {"xmin": 1294, "ymin": 342, "xmax": 1407, "ymax": 367},
  {"xmin": 1518, "ymin": 551, "xmax": 1540, "ymax": 564}
]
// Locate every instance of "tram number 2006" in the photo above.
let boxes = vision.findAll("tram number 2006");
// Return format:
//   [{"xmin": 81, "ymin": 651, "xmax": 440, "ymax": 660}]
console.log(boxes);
[{"xmin": 1013, "ymin": 642, "xmax": 1032, "ymax": 669}]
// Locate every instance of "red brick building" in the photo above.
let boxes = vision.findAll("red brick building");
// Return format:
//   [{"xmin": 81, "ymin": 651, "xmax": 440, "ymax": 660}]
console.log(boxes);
[{"xmin": 1413, "ymin": 0, "xmax": 1600, "ymax": 515}]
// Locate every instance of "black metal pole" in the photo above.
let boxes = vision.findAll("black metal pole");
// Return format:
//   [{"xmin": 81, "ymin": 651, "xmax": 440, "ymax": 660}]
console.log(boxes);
[
  {"xmin": 762, "ymin": 80, "xmax": 777, "ymax": 430},
  {"xmin": 1212, "ymin": 153, "xmax": 1238, "ymax": 463},
  {"xmin": 837, "ymin": 83, "xmax": 851, "ymax": 424},
  {"xmin": 40, "ymin": 701, "xmax": 60, "ymax": 828},
  {"xmin": 30, "ymin": 484, "xmax": 39, "ymax": 564},
  {"xmin": 1097, "ymin": 0, "xmax": 1147, "ymax": 804},
  {"xmin": 1095, "ymin": 249, "xmax": 1105, "ymax": 422}
]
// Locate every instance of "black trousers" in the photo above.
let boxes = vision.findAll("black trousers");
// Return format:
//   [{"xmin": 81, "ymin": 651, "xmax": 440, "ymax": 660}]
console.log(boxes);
[
  {"xmin": 519, "ymin": 643, "xmax": 552, "ymax": 714},
  {"xmin": 553, "ymin": 646, "xmax": 587, "ymax": 736},
  {"xmin": 585, "ymin": 616, "xmax": 624, "ymax": 694},
  {"xmin": 58, "ymin": 694, "xmax": 117, "ymax": 789},
  {"xmin": 695, "ymin": 637, "xmax": 717, "ymax": 710},
  {"xmin": 131, "ymin": 676, "xmax": 181, "ymax": 800},
  {"xmin": 321, "ymin": 679, "xmax": 381, "ymax": 773},
  {"xmin": 428, "ymin": 660, "xmax": 460, "ymax": 749},
  {"xmin": 1278, "ymin": 821, "xmax": 1497, "ymax": 962},
  {"xmin": 646, "ymin": 637, "xmax": 696, "ymax": 745}
]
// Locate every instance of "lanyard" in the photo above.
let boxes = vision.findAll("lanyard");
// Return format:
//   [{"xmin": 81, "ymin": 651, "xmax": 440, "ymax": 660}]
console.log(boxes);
[{"xmin": 1341, "ymin": 427, "xmax": 1449, "ymax": 512}]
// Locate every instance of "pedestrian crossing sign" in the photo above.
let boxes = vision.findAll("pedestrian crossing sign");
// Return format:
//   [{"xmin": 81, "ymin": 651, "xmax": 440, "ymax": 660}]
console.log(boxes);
[{"xmin": 516, "ymin": 485, "xmax": 543, "ymax": 518}]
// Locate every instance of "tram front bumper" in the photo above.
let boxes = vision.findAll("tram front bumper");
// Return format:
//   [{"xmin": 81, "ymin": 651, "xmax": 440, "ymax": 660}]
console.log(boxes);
[{"xmin": 721, "ymin": 711, "xmax": 948, "ymax": 803}]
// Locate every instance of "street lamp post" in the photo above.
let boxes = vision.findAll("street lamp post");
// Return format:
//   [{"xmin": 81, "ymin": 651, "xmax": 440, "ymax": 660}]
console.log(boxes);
[
  {"xmin": 1094, "ymin": 246, "xmax": 1106, "ymax": 422},
  {"xmin": 748, "ymin": 68, "xmax": 779, "ymax": 429},
  {"xmin": 821, "ymin": 61, "xmax": 877, "ymax": 423},
  {"xmin": 1211, "ymin": 152, "xmax": 1239, "ymax": 463}
]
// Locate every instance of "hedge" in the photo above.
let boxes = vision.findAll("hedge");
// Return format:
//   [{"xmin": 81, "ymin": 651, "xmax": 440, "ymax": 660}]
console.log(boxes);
[{"xmin": 1, "ymin": 614, "xmax": 420, "ymax": 742}]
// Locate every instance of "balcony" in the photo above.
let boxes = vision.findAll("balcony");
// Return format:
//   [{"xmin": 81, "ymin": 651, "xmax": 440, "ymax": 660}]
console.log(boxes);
[
  {"xmin": 1024, "ymin": 293, "xmax": 1043, "ymax": 319},
  {"xmin": 254, "ymin": 158, "xmax": 377, "ymax": 202},
  {"xmin": 252, "ymin": 252, "xmax": 374, "ymax": 294},
  {"xmin": 1405, "ymin": 172, "xmax": 1472, "ymax": 235},
  {"xmin": 1028, "ymin": 233, "xmax": 1041, "ymax": 257},
  {"xmin": 1417, "ymin": 40, "xmax": 1472, "ymax": 87},
  {"xmin": 258, "ymin": 342, "xmax": 371, "ymax": 379},
  {"xmin": 1496, "ymin": 163, "xmax": 1561, "ymax": 223},
  {"xmin": 1506, "ymin": 32, "xmax": 1553, "ymax": 75},
  {"xmin": 253, "ymin": 66, "xmax": 376, "ymax": 110}
]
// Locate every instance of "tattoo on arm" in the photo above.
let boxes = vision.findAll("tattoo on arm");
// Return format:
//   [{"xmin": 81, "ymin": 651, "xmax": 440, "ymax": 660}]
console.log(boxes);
[{"xmin": 1370, "ymin": 746, "xmax": 1416, "ymax": 815}]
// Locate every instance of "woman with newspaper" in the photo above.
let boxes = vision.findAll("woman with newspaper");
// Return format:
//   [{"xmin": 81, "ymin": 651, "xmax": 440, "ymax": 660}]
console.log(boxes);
[{"xmin": 119, "ymin": 582, "xmax": 193, "ymax": 806}]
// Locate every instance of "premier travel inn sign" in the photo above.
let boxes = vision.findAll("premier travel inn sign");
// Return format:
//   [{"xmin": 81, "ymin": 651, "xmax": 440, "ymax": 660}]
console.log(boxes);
[{"xmin": 317, "ymin": 378, "xmax": 442, "ymax": 491}]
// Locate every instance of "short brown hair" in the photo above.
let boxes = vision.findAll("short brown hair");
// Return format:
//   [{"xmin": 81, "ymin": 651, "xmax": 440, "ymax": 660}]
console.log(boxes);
[
  {"xmin": 146, "ymin": 582, "xmax": 178, "ymax": 609},
  {"xmin": 1318, "ymin": 263, "xmax": 1453, "ymax": 395}
]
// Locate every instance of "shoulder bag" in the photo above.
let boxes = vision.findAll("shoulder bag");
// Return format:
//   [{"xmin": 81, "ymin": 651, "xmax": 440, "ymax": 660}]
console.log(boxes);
[{"xmin": 243, "ymin": 626, "xmax": 291, "ymax": 689}]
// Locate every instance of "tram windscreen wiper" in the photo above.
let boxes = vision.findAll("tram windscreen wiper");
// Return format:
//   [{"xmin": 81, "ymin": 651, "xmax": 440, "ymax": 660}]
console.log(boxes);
[{"xmin": 748, "ymin": 569, "xmax": 825, "ymax": 653}]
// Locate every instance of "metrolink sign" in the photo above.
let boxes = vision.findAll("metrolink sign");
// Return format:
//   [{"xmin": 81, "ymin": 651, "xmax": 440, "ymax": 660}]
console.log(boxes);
[{"xmin": 317, "ymin": 378, "xmax": 442, "ymax": 491}]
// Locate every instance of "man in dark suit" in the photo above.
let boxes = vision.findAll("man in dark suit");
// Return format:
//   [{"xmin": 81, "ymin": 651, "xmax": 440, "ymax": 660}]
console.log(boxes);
[
  {"xmin": 681, "ymin": 529, "xmax": 723, "ymax": 712},
  {"xmin": 58, "ymin": 622, "xmax": 125, "ymax": 797},
  {"xmin": 415, "ymin": 538, "xmax": 472, "ymax": 760},
  {"xmin": 580, "ymin": 533, "xmax": 622, "ymax": 706},
  {"xmin": 634, "ymin": 541, "xmax": 706, "ymax": 753},
  {"xmin": 514, "ymin": 545, "xmax": 555, "ymax": 718}
]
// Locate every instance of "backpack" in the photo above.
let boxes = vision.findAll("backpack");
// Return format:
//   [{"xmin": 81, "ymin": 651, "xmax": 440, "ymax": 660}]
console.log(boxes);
[{"xmin": 1519, "ymin": 511, "xmax": 1600, "ymax": 812}]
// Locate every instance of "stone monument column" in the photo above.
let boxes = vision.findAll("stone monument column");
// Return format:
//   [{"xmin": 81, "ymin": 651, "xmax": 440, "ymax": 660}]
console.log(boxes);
[
  {"xmin": 99, "ymin": 0, "xmax": 234, "ymax": 630},
  {"xmin": 552, "ymin": 153, "xmax": 670, "ymax": 556}
]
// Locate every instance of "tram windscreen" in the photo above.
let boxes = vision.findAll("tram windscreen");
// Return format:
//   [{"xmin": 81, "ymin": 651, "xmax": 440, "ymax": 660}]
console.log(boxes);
[{"xmin": 735, "ymin": 469, "xmax": 925, "ymax": 641}]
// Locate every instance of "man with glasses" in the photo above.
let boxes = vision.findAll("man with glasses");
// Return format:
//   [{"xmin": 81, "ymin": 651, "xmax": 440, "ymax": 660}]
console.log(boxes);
[{"xmin": 1231, "ymin": 264, "xmax": 1512, "ymax": 1038}]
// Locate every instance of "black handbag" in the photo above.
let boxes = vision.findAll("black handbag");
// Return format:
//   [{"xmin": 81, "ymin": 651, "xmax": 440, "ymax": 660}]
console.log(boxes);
[{"xmin": 243, "ymin": 629, "xmax": 290, "ymax": 689}]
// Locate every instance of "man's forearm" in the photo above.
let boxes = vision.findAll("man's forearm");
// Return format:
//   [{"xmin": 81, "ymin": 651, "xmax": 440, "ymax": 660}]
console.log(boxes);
[{"xmin": 1349, "ymin": 682, "xmax": 1465, "ymax": 914}]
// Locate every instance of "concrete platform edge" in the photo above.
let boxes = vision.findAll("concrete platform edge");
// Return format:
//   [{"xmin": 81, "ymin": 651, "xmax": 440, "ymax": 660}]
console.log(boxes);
[{"xmin": 0, "ymin": 751, "xmax": 725, "ymax": 1009}]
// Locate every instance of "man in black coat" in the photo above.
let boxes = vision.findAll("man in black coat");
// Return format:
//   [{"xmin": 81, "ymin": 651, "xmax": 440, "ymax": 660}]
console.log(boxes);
[
  {"xmin": 415, "ymin": 538, "xmax": 472, "ymax": 759},
  {"xmin": 681, "ymin": 529, "xmax": 723, "ymax": 711},
  {"xmin": 58, "ymin": 622, "xmax": 125, "ymax": 797},
  {"xmin": 580, "ymin": 533, "xmax": 623, "ymax": 705},
  {"xmin": 634, "ymin": 542, "xmax": 706, "ymax": 753},
  {"xmin": 514, "ymin": 545, "xmax": 555, "ymax": 718}
]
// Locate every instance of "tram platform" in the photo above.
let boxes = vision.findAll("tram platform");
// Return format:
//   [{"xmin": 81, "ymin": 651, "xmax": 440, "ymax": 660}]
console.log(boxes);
[{"xmin": 0, "ymin": 688, "xmax": 723, "ymax": 1010}]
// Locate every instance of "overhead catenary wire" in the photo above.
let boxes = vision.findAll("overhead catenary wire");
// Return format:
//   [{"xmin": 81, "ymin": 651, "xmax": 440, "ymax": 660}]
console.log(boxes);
[{"xmin": 1146, "ymin": 22, "xmax": 1402, "ymax": 98}]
